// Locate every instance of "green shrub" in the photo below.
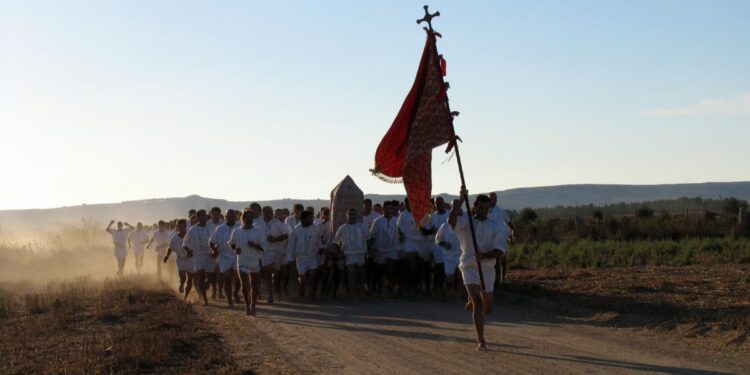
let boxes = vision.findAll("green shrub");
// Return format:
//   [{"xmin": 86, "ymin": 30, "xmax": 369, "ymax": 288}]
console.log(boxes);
[{"xmin": 507, "ymin": 237, "xmax": 750, "ymax": 269}]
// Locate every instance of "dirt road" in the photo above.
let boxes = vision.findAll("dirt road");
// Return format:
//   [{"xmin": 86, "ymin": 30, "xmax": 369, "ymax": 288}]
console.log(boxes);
[{"xmin": 195, "ymin": 296, "xmax": 748, "ymax": 374}]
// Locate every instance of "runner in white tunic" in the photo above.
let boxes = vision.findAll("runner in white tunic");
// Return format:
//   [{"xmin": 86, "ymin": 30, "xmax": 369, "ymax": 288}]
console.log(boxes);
[
  {"xmin": 369, "ymin": 201, "xmax": 401, "ymax": 297},
  {"xmin": 205, "ymin": 207, "xmax": 224, "ymax": 300},
  {"xmin": 273, "ymin": 208, "xmax": 293, "ymax": 296},
  {"xmin": 209, "ymin": 209, "xmax": 239, "ymax": 308},
  {"xmin": 488, "ymin": 192, "xmax": 515, "ymax": 284},
  {"xmin": 229, "ymin": 210, "xmax": 266, "ymax": 316},
  {"xmin": 128, "ymin": 223, "xmax": 149, "ymax": 274},
  {"xmin": 435, "ymin": 202, "xmax": 462, "ymax": 300},
  {"xmin": 362, "ymin": 199, "xmax": 382, "ymax": 293},
  {"xmin": 106, "ymin": 220, "xmax": 133, "ymax": 276},
  {"xmin": 146, "ymin": 220, "xmax": 171, "ymax": 278},
  {"xmin": 260, "ymin": 206, "xmax": 289, "ymax": 303},
  {"xmin": 449, "ymin": 192, "xmax": 511, "ymax": 351},
  {"xmin": 163, "ymin": 219, "xmax": 194, "ymax": 299},
  {"xmin": 333, "ymin": 208, "xmax": 370, "ymax": 299},
  {"xmin": 182, "ymin": 209, "xmax": 212, "ymax": 306},
  {"xmin": 427, "ymin": 197, "xmax": 451, "ymax": 299},
  {"xmin": 397, "ymin": 197, "xmax": 432, "ymax": 299},
  {"xmin": 315, "ymin": 208, "xmax": 339, "ymax": 297},
  {"xmin": 286, "ymin": 210, "xmax": 319, "ymax": 301}
]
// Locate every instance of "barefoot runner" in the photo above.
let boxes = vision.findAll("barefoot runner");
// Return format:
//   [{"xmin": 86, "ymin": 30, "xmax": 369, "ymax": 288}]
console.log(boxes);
[
  {"xmin": 182, "ymin": 209, "xmax": 212, "ymax": 306},
  {"xmin": 164, "ymin": 219, "xmax": 194, "ymax": 299},
  {"xmin": 106, "ymin": 220, "xmax": 133, "ymax": 276},
  {"xmin": 146, "ymin": 220, "xmax": 170, "ymax": 278},
  {"xmin": 449, "ymin": 192, "xmax": 511, "ymax": 351},
  {"xmin": 229, "ymin": 210, "xmax": 266, "ymax": 316},
  {"xmin": 286, "ymin": 210, "xmax": 319, "ymax": 301},
  {"xmin": 209, "ymin": 209, "xmax": 240, "ymax": 308}
]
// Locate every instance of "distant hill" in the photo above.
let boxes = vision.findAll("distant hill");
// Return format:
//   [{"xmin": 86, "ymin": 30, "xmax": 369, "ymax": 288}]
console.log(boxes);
[
  {"xmin": 1, "ymin": 181, "xmax": 748, "ymax": 237},
  {"xmin": 493, "ymin": 182, "xmax": 750, "ymax": 209}
]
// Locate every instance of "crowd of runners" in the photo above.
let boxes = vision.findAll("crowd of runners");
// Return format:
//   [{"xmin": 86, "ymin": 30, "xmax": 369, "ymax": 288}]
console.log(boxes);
[{"xmin": 105, "ymin": 192, "xmax": 514, "ymax": 350}]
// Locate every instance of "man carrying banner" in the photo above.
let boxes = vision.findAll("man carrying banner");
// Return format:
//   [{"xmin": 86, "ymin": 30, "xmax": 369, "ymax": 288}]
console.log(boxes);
[{"xmin": 449, "ymin": 192, "xmax": 511, "ymax": 351}]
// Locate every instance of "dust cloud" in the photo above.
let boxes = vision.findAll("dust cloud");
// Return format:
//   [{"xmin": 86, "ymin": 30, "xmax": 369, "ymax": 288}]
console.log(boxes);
[{"xmin": 0, "ymin": 219, "xmax": 164, "ymax": 283}]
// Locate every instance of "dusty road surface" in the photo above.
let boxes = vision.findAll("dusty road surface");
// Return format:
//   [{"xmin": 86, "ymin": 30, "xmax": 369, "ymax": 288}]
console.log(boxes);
[{"xmin": 195, "ymin": 297, "xmax": 748, "ymax": 375}]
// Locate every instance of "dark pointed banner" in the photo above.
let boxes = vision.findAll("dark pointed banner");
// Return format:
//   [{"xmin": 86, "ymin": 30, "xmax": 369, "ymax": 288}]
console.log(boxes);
[{"xmin": 371, "ymin": 31, "xmax": 455, "ymax": 224}]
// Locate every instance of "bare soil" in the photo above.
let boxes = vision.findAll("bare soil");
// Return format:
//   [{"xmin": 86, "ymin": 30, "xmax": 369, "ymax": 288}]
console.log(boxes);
[
  {"xmin": 0, "ymin": 277, "xmax": 237, "ymax": 374},
  {"xmin": 507, "ymin": 264, "xmax": 750, "ymax": 352},
  {"xmin": 191, "ymin": 265, "xmax": 750, "ymax": 374}
]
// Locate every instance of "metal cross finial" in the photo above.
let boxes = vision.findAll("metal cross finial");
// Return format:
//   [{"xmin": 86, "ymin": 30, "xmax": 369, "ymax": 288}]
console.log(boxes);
[{"xmin": 416, "ymin": 5, "xmax": 440, "ymax": 32}]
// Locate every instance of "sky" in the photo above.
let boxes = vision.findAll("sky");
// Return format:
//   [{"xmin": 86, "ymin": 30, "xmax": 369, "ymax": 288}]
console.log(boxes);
[{"xmin": 1, "ymin": 0, "xmax": 749, "ymax": 210}]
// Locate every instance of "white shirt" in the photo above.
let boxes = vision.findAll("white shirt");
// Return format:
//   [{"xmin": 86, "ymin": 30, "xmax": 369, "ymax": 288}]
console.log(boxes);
[
  {"xmin": 369, "ymin": 216, "xmax": 399, "ymax": 252},
  {"xmin": 169, "ymin": 233, "xmax": 189, "ymax": 259},
  {"xmin": 334, "ymin": 223, "xmax": 369, "ymax": 255},
  {"xmin": 284, "ymin": 216, "xmax": 301, "ymax": 229},
  {"xmin": 489, "ymin": 206, "xmax": 511, "ymax": 225},
  {"xmin": 209, "ymin": 223, "xmax": 239, "ymax": 260},
  {"xmin": 229, "ymin": 225, "xmax": 265, "ymax": 266},
  {"xmin": 206, "ymin": 219, "xmax": 223, "ymax": 236},
  {"xmin": 286, "ymin": 225, "xmax": 318, "ymax": 261},
  {"xmin": 435, "ymin": 222, "xmax": 460, "ymax": 253},
  {"xmin": 149, "ymin": 230, "xmax": 171, "ymax": 252},
  {"xmin": 260, "ymin": 218, "xmax": 291, "ymax": 254},
  {"xmin": 129, "ymin": 230, "xmax": 149, "ymax": 251},
  {"xmin": 428, "ymin": 210, "xmax": 451, "ymax": 239},
  {"xmin": 452, "ymin": 214, "xmax": 510, "ymax": 268},
  {"xmin": 397, "ymin": 211, "xmax": 429, "ymax": 242},
  {"xmin": 314, "ymin": 220, "xmax": 330, "ymax": 249},
  {"xmin": 108, "ymin": 228, "xmax": 131, "ymax": 249},
  {"xmin": 253, "ymin": 217, "xmax": 265, "ymax": 229},
  {"xmin": 183, "ymin": 224, "xmax": 212, "ymax": 256},
  {"xmin": 362, "ymin": 211, "xmax": 382, "ymax": 231}
]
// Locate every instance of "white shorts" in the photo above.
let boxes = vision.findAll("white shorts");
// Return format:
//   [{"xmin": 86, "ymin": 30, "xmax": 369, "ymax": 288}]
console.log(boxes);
[
  {"xmin": 273, "ymin": 250, "xmax": 287, "ymax": 270},
  {"xmin": 345, "ymin": 253, "xmax": 366, "ymax": 266},
  {"xmin": 114, "ymin": 246, "xmax": 127, "ymax": 258},
  {"xmin": 374, "ymin": 249, "xmax": 397, "ymax": 265},
  {"xmin": 443, "ymin": 254, "xmax": 460, "ymax": 276},
  {"xmin": 296, "ymin": 256, "xmax": 318, "ymax": 275},
  {"xmin": 133, "ymin": 249, "xmax": 145, "ymax": 256},
  {"xmin": 460, "ymin": 262, "xmax": 496, "ymax": 293},
  {"xmin": 259, "ymin": 251, "xmax": 275, "ymax": 269},
  {"xmin": 218, "ymin": 255, "xmax": 237, "ymax": 273},
  {"xmin": 238, "ymin": 260, "xmax": 261, "ymax": 274},
  {"xmin": 177, "ymin": 257, "xmax": 195, "ymax": 273},
  {"xmin": 192, "ymin": 254, "xmax": 214, "ymax": 272},
  {"xmin": 404, "ymin": 240, "xmax": 432, "ymax": 261},
  {"xmin": 432, "ymin": 244, "xmax": 445, "ymax": 264}
]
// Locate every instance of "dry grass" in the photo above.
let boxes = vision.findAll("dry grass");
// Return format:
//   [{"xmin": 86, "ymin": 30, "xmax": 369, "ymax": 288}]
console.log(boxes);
[
  {"xmin": 505, "ymin": 264, "xmax": 750, "ymax": 352},
  {"xmin": 0, "ymin": 276, "xmax": 237, "ymax": 374}
]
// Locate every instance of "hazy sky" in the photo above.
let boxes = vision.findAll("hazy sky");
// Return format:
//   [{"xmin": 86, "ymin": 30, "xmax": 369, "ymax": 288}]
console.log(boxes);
[{"xmin": 1, "ymin": 1, "xmax": 749, "ymax": 210}]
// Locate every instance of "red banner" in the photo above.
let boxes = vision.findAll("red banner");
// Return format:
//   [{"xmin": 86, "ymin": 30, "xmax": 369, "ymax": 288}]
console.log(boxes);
[{"xmin": 371, "ymin": 31, "xmax": 455, "ymax": 223}]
